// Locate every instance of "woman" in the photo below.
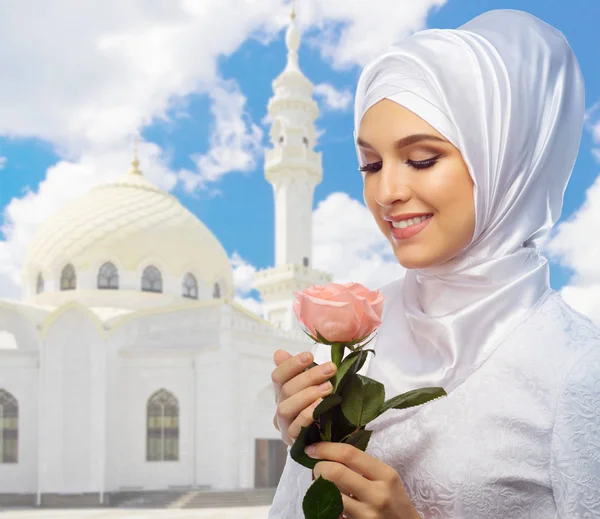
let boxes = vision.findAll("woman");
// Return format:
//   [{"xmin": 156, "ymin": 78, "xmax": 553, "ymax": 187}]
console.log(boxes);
[{"xmin": 270, "ymin": 9, "xmax": 600, "ymax": 519}]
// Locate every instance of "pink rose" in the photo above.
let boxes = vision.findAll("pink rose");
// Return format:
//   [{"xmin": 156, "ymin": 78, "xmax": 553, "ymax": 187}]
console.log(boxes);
[{"xmin": 293, "ymin": 282, "xmax": 384, "ymax": 343}]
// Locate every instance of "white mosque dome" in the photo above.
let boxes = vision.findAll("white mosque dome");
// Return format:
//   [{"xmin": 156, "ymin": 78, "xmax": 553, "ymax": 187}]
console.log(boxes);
[{"xmin": 21, "ymin": 160, "xmax": 233, "ymax": 309}]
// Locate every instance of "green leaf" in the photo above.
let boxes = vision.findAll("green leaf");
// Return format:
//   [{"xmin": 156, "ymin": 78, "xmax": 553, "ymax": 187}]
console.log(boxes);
[
  {"xmin": 342, "ymin": 428, "xmax": 372, "ymax": 452},
  {"xmin": 333, "ymin": 349, "xmax": 374, "ymax": 394},
  {"xmin": 290, "ymin": 422, "xmax": 322, "ymax": 469},
  {"xmin": 313, "ymin": 394, "xmax": 342, "ymax": 420},
  {"xmin": 315, "ymin": 329, "xmax": 335, "ymax": 345},
  {"xmin": 378, "ymin": 387, "xmax": 447, "ymax": 417},
  {"xmin": 341, "ymin": 374, "xmax": 385, "ymax": 427},
  {"xmin": 302, "ymin": 476, "xmax": 344, "ymax": 519},
  {"xmin": 340, "ymin": 330, "xmax": 377, "ymax": 348},
  {"xmin": 331, "ymin": 406, "xmax": 355, "ymax": 443},
  {"xmin": 321, "ymin": 412, "xmax": 332, "ymax": 441}
]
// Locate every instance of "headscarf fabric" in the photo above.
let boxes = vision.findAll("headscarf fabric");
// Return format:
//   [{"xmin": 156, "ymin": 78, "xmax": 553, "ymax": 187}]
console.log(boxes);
[{"xmin": 354, "ymin": 10, "xmax": 585, "ymax": 395}]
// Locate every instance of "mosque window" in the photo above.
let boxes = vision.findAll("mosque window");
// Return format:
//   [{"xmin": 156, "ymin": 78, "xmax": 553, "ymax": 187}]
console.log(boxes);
[
  {"xmin": 302, "ymin": 256, "xmax": 310, "ymax": 267},
  {"xmin": 98, "ymin": 262, "xmax": 119, "ymax": 290},
  {"xmin": 213, "ymin": 282, "xmax": 221, "ymax": 299},
  {"xmin": 182, "ymin": 273, "xmax": 198, "ymax": 299},
  {"xmin": 146, "ymin": 389, "xmax": 179, "ymax": 462},
  {"xmin": 302, "ymin": 136, "xmax": 309, "ymax": 147},
  {"xmin": 36, "ymin": 273, "xmax": 44, "ymax": 294},
  {"xmin": 60, "ymin": 264, "xmax": 77, "ymax": 291},
  {"xmin": 0, "ymin": 389, "xmax": 18, "ymax": 464},
  {"xmin": 141, "ymin": 265, "xmax": 162, "ymax": 293},
  {"xmin": 278, "ymin": 135, "xmax": 284, "ymax": 144}
]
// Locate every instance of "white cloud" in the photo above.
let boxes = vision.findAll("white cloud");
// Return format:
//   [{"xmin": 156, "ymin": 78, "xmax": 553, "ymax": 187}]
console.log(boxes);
[
  {"xmin": 544, "ymin": 175, "xmax": 600, "ymax": 325},
  {"xmin": 314, "ymin": 83, "xmax": 353, "ymax": 111},
  {"xmin": 181, "ymin": 81, "xmax": 264, "ymax": 191},
  {"xmin": 585, "ymin": 101, "xmax": 600, "ymax": 163},
  {"xmin": 298, "ymin": 0, "xmax": 447, "ymax": 68},
  {"xmin": 558, "ymin": 284, "xmax": 600, "ymax": 327},
  {"xmin": 0, "ymin": 157, "xmax": 6, "ymax": 170},
  {"xmin": 231, "ymin": 252, "xmax": 262, "ymax": 316},
  {"xmin": 545, "ymin": 176, "xmax": 600, "ymax": 285},
  {"xmin": 313, "ymin": 192, "xmax": 404, "ymax": 289},
  {"xmin": 231, "ymin": 252, "xmax": 258, "ymax": 295}
]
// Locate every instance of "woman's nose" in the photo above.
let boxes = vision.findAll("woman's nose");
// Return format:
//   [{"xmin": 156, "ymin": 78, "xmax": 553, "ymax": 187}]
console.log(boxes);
[{"xmin": 375, "ymin": 163, "xmax": 412, "ymax": 207}]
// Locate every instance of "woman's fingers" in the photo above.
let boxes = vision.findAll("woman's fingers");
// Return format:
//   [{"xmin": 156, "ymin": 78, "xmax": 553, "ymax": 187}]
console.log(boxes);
[
  {"xmin": 287, "ymin": 394, "xmax": 328, "ymax": 440},
  {"xmin": 271, "ymin": 350, "xmax": 313, "ymax": 395},
  {"xmin": 279, "ymin": 360, "xmax": 337, "ymax": 402},
  {"xmin": 273, "ymin": 349, "xmax": 293, "ymax": 367},
  {"xmin": 271, "ymin": 350, "xmax": 337, "ymax": 445}
]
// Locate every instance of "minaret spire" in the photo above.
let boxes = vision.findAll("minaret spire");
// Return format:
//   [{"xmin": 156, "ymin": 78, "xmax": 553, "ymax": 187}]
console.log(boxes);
[
  {"xmin": 130, "ymin": 132, "xmax": 142, "ymax": 175},
  {"xmin": 252, "ymin": 2, "xmax": 331, "ymax": 331},
  {"xmin": 284, "ymin": 0, "xmax": 301, "ymax": 71}
]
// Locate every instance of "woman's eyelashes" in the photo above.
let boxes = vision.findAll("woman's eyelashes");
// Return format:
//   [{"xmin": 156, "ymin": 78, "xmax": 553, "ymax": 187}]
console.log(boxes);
[
  {"xmin": 359, "ymin": 156, "xmax": 441, "ymax": 174},
  {"xmin": 359, "ymin": 160, "xmax": 383, "ymax": 173}
]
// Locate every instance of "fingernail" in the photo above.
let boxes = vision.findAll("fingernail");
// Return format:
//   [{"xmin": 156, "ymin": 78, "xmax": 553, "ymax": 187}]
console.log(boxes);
[
  {"xmin": 318, "ymin": 382, "xmax": 332, "ymax": 392},
  {"xmin": 300, "ymin": 352, "xmax": 311, "ymax": 363},
  {"xmin": 321, "ymin": 362, "xmax": 335, "ymax": 375},
  {"xmin": 305, "ymin": 445, "xmax": 316, "ymax": 456}
]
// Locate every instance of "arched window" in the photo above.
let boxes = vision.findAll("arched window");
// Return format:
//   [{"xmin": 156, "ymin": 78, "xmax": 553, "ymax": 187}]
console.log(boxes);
[
  {"xmin": 141, "ymin": 266, "xmax": 162, "ymax": 293},
  {"xmin": 302, "ymin": 257, "xmax": 310, "ymax": 267},
  {"xmin": 278, "ymin": 135, "xmax": 284, "ymax": 144},
  {"xmin": 146, "ymin": 389, "xmax": 179, "ymax": 462},
  {"xmin": 182, "ymin": 273, "xmax": 198, "ymax": 300},
  {"xmin": 302, "ymin": 136, "xmax": 309, "ymax": 147},
  {"xmin": 98, "ymin": 262, "xmax": 119, "ymax": 289},
  {"xmin": 213, "ymin": 282, "xmax": 221, "ymax": 299},
  {"xmin": 0, "ymin": 389, "xmax": 18, "ymax": 464},
  {"xmin": 60, "ymin": 264, "xmax": 76, "ymax": 291},
  {"xmin": 36, "ymin": 273, "xmax": 44, "ymax": 294}
]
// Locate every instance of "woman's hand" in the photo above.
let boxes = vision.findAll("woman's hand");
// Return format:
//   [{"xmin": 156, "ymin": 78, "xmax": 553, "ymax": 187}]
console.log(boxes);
[
  {"xmin": 271, "ymin": 349, "xmax": 338, "ymax": 446},
  {"xmin": 305, "ymin": 442, "xmax": 421, "ymax": 519}
]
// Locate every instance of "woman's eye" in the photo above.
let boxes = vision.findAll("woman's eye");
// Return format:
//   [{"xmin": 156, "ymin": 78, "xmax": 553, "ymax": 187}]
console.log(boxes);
[
  {"xmin": 358, "ymin": 161, "xmax": 383, "ymax": 173},
  {"xmin": 406, "ymin": 157, "xmax": 439, "ymax": 170},
  {"xmin": 359, "ymin": 156, "xmax": 440, "ymax": 174}
]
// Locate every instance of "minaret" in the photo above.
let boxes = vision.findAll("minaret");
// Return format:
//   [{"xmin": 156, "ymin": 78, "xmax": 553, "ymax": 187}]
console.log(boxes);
[{"xmin": 253, "ymin": 6, "xmax": 331, "ymax": 331}]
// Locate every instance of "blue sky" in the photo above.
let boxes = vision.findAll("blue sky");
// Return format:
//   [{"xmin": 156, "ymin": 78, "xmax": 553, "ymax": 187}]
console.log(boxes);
[{"xmin": 1, "ymin": 0, "xmax": 599, "ymax": 313}]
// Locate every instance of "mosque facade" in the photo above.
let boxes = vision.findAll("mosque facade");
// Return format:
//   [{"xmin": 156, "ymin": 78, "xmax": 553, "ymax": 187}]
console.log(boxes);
[{"xmin": 0, "ymin": 12, "xmax": 330, "ymax": 504}]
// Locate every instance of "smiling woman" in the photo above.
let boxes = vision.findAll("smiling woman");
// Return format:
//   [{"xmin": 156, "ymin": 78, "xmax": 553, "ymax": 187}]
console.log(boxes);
[
  {"xmin": 357, "ymin": 99, "xmax": 475, "ymax": 270},
  {"xmin": 269, "ymin": 9, "xmax": 600, "ymax": 519}
]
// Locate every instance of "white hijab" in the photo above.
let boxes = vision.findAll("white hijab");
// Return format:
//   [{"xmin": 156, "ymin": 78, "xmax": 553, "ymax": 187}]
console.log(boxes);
[{"xmin": 354, "ymin": 10, "xmax": 585, "ymax": 396}]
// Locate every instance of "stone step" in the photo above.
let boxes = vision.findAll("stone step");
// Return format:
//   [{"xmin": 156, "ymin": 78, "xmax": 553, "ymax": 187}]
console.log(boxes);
[{"xmin": 180, "ymin": 489, "xmax": 276, "ymax": 509}]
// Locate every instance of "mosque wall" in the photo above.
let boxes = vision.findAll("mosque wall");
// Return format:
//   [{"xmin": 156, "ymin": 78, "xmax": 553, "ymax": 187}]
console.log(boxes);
[
  {"xmin": 38, "ymin": 306, "xmax": 106, "ymax": 494},
  {"xmin": 0, "ymin": 353, "xmax": 38, "ymax": 493},
  {"xmin": 112, "ymin": 355, "xmax": 195, "ymax": 490},
  {"xmin": 0, "ymin": 302, "xmax": 308, "ymax": 495}
]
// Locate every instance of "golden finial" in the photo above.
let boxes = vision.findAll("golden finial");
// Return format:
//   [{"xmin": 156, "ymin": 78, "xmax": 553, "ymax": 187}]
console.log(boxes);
[
  {"xmin": 290, "ymin": 0, "xmax": 296, "ymax": 21},
  {"xmin": 130, "ymin": 132, "xmax": 142, "ymax": 175}
]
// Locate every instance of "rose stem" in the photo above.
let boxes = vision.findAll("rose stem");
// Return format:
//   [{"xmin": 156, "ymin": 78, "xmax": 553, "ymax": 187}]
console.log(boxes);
[{"xmin": 331, "ymin": 343, "xmax": 345, "ymax": 367}]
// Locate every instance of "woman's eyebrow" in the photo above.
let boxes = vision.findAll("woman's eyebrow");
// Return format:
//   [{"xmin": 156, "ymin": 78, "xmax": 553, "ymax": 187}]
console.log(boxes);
[{"xmin": 356, "ymin": 134, "xmax": 448, "ymax": 150}]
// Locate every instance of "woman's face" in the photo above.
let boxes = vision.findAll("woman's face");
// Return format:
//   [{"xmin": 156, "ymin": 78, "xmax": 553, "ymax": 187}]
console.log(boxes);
[{"xmin": 359, "ymin": 99, "xmax": 476, "ymax": 270}]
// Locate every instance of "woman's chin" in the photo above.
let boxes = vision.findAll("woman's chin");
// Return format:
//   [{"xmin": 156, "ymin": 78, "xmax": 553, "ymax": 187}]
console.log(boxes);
[{"xmin": 392, "ymin": 244, "xmax": 445, "ymax": 270}]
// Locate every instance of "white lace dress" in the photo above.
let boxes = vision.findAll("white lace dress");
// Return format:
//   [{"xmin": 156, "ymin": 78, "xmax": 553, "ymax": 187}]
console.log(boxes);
[{"xmin": 268, "ymin": 291, "xmax": 600, "ymax": 519}]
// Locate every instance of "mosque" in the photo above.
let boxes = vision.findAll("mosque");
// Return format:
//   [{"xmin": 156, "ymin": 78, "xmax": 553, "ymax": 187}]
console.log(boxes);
[{"xmin": 0, "ymin": 10, "xmax": 331, "ymax": 505}]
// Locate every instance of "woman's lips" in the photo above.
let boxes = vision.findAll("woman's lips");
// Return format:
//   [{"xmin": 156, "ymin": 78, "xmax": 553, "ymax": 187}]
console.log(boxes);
[{"xmin": 389, "ymin": 215, "xmax": 432, "ymax": 240}]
